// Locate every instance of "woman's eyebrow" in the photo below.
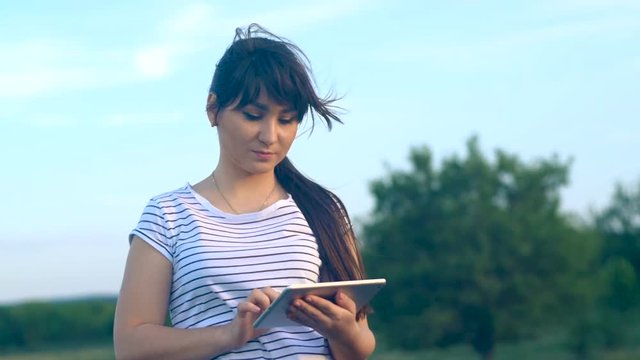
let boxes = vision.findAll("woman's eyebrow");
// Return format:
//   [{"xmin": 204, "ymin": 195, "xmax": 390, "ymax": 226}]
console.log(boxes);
[{"xmin": 248, "ymin": 101, "xmax": 295, "ymax": 114}]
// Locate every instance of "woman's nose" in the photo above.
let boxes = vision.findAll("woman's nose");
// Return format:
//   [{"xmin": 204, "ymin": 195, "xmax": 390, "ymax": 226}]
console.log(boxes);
[{"xmin": 258, "ymin": 117, "xmax": 277, "ymax": 145}]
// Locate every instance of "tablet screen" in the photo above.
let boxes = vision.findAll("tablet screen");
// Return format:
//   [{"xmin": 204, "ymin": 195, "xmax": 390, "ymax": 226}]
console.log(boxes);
[{"xmin": 253, "ymin": 278, "xmax": 386, "ymax": 328}]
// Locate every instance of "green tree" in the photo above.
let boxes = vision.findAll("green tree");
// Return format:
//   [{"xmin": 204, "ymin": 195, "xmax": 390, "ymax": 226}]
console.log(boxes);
[
  {"xmin": 595, "ymin": 181, "xmax": 640, "ymax": 311},
  {"xmin": 0, "ymin": 306, "xmax": 25, "ymax": 349},
  {"xmin": 361, "ymin": 137, "xmax": 597, "ymax": 360},
  {"xmin": 570, "ymin": 181, "xmax": 640, "ymax": 356},
  {"xmin": 0, "ymin": 298, "xmax": 116, "ymax": 350}
]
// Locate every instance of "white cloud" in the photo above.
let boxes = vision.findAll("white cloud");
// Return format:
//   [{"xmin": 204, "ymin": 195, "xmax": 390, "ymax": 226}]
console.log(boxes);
[
  {"xmin": 30, "ymin": 115, "xmax": 78, "ymax": 128},
  {"xmin": 0, "ymin": 1, "xmax": 371, "ymax": 98},
  {"xmin": 166, "ymin": 2, "xmax": 217, "ymax": 35},
  {"xmin": 129, "ymin": 0, "xmax": 372, "ymax": 78},
  {"xmin": 489, "ymin": 15, "xmax": 639, "ymax": 48},
  {"xmin": 134, "ymin": 46, "xmax": 172, "ymax": 78},
  {"xmin": 542, "ymin": 0, "xmax": 640, "ymax": 14},
  {"xmin": 131, "ymin": 2, "xmax": 218, "ymax": 79},
  {"xmin": 103, "ymin": 111, "xmax": 184, "ymax": 127},
  {"xmin": 376, "ymin": 14, "xmax": 639, "ymax": 68},
  {"xmin": 0, "ymin": 40, "xmax": 131, "ymax": 98},
  {"xmin": 235, "ymin": 0, "xmax": 371, "ymax": 32}
]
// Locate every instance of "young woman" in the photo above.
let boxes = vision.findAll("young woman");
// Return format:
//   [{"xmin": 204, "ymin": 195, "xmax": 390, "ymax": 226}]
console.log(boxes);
[{"xmin": 114, "ymin": 24, "xmax": 375, "ymax": 360}]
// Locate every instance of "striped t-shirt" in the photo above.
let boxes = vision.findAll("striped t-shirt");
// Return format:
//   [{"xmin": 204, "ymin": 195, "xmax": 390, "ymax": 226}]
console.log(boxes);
[{"xmin": 130, "ymin": 184, "xmax": 331, "ymax": 359}]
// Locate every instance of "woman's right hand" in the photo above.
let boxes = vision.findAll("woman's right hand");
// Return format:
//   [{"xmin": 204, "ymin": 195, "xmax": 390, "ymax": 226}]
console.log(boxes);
[{"xmin": 226, "ymin": 287, "xmax": 280, "ymax": 347}]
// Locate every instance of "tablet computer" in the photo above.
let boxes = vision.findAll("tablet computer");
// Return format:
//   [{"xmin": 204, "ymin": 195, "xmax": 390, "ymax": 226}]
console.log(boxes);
[{"xmin": 253, "ymin": 278, "xmax": 386, "ymax": 328}]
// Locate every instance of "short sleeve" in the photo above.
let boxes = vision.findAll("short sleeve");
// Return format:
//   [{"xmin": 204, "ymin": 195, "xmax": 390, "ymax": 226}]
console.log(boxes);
[{"xmin": 129, "ymin": 198, "xmax": 174, "ymax": 262}]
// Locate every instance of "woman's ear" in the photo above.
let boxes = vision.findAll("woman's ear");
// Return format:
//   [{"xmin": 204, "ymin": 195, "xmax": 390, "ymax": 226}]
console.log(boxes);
[{"xmin": 206, "ymin": 93, "xmax": 217, "ymax": 127}]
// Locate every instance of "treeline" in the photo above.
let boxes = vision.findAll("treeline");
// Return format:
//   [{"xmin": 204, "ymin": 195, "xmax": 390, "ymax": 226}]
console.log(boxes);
[
  {"xmin": 1, "ymin": 137, "xmax": 638, "ymax": 359},
  {"xmin": 361, "ymin": 137, "xmax": 640, "ymax": 359},
  {"xmin": 0, "ymin": 297, "xmax": 116, "ymax": 350}
]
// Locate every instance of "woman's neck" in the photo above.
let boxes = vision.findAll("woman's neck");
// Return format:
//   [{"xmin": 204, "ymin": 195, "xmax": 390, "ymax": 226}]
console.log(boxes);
[
  {"xmin": 207, "ymin": 165, "xmax": 280, "ymax": 214},
  {"xmin": 212, "ymin": 166, "xmax": 276, "ymax": 195}
]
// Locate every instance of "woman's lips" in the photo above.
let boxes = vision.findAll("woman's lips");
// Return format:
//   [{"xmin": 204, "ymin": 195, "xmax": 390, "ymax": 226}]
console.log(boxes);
[{"xmin": 253, "ymin": 150, "xmax": 274, "ymax": 160}]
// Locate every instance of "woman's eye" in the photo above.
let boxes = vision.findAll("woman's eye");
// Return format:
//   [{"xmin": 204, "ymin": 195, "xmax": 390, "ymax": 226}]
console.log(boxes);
[
  {"xmin": 279, "ymin": 118, "xmax": 296, "ymax": 124},
  {"xmin": 243, "ymin": 112, "xmax": 261, "ymax": 120}
]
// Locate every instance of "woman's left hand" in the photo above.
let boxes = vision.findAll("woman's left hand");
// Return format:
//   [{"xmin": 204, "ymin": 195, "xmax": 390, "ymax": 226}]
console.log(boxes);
[{"xmin": 286, "ymin": 290, "xmax": 360, "ymax": 342}]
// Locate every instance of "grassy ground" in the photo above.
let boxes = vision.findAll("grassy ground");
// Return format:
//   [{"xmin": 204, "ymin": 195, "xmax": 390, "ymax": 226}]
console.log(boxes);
[
  {"xmin": 371, "ymin": 332, "xmax": 640, "ymax": 360},
  {"xmin": 3, "ymin": 340, "xmax": 639, "ymax": 360},
  {"xmin": 371, "ymin": 346, "xmax": 640, "ymax": 360},
  {"xmin": 370, "ymin": 335, "xmax": 576, "ymax": 360},
  {"xmin": 2, "ymin": 342, "xmax": 114, "ymax": 360}
]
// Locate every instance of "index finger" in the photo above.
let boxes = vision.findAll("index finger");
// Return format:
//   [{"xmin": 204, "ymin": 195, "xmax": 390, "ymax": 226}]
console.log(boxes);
[
  {"xmin": 334, "ymin": 290, "xmax": 357, "ymax": 313},
  {"xmin": 261, "ymin": 287, "xmax": 280, "ymax": 302},
  {"xmin": 247, "ymin": 288, "xmax": 271, "ymax": 311},
  {"xmin": 302, "ymin": 294, "xmax": 343, "ymax": 316}
]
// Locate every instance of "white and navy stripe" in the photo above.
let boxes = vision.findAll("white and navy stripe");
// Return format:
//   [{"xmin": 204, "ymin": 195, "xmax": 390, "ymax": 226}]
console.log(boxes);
[{"xmin": 130, "ymin": 184, "xmax": 330, "ymax": 359}]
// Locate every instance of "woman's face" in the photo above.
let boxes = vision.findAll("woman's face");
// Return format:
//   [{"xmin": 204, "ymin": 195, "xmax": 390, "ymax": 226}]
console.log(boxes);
[{"xmin": 209, "ymin": 91, "xmax": 300, "ymax": 177}]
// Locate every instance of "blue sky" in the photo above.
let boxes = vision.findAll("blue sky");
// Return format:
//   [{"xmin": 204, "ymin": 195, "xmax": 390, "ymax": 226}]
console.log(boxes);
[{"xmin": 1, "ymin": 0, "xmax": 639, "ymax": 303}]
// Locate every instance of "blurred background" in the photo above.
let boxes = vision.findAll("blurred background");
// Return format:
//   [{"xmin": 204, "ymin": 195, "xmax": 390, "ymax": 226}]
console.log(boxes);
[{"xmin": 1, "ymin": 0, "xmax": 639, "ymax": 359}]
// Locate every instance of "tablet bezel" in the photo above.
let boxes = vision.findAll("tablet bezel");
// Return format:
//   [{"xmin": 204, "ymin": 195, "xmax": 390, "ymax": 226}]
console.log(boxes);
[{"xmin": 253, "ymin": 278, "xmax": 386, "ymax": 328}]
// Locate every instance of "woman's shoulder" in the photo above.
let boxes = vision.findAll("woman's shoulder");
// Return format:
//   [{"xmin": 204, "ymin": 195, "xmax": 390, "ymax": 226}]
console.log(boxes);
[{"xmin": 147, "ymin": 183, "xmax": 194, "ymax": 205}]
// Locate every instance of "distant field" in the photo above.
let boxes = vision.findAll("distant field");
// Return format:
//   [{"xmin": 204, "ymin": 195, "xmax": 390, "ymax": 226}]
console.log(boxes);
[
  {"xmin": 371, "ymin": 334, "xmax": 577, "ymax": 360},
  {"xmin": 2, "ymin": 339, "xmax": 639, "ymax": 360},
  {"xmin": 371, "ymin": 335, "xmax": 640, "ymax": 360},
  {"xmin": 2, "ymin": 343, "xmax": 114, "ymax": 360}
]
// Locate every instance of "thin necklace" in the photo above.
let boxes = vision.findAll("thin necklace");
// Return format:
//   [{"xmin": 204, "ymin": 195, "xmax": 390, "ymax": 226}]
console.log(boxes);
[{"xmin": 211, "ymin": 172, "xmax": 277, "ymax": 214}]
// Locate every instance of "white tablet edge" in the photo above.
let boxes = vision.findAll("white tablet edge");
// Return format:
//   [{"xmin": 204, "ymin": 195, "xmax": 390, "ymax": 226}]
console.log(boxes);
[{"xmin": 253, "ymin": 278, "xmax": 386, "ymax": 328}]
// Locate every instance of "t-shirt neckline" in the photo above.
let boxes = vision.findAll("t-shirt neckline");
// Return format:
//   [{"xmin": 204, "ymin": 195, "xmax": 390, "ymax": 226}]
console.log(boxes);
[{"xmin": 186, "ymin": 182, "xmax": 293, "ymax": 221}]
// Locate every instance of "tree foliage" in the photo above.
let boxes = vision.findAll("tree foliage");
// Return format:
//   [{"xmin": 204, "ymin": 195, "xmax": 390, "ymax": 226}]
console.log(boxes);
[
  {"xmin": 567, "ymin": 182, "xmax": 640, "ymax": 357},
  {"xmin": 0, "ymin": 298, "xmax": 116, "ymax": 350},
  {"xmin": 595, "ymin": 181, "xmax": 640, "ymax": 311},
  {"xmin": 361, "ymin": 137, "xmax": 598, "ymax": 359}
]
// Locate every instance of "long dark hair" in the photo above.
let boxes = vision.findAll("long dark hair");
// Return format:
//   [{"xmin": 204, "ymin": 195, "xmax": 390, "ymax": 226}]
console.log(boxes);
[{"xmin": 209, "ymin": 24, "xmax": 369, "ymax": 319}]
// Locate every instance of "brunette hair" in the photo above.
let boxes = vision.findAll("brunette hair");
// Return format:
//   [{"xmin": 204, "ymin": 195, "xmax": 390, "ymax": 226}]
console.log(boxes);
[{"xmin": 208, "ymin": 24, "xmax": 369, "ymax": 319}]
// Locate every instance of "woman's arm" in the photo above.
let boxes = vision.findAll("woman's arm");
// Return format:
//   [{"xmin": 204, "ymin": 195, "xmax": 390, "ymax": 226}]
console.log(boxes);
[
  {"xmin": 114, "ymin": 237, "xmax": 273, "ymax": 360},
  {"xmin": 326, "ymin": 315, "xmax": 375, "ymax": 360},
  {"xmin": 286, "ymin": 291, "xmax": 376, "ymax": 360}
]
